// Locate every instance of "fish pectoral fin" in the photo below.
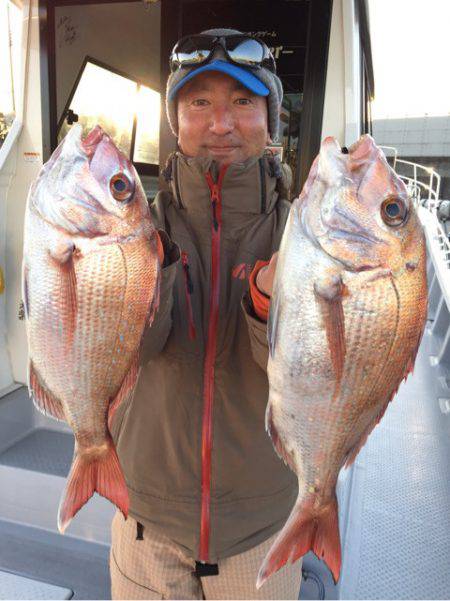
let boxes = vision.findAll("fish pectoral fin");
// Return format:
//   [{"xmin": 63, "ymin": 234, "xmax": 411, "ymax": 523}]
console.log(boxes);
[
  {"xmin": 314, "ymin": 273, "xmax": 347, "ymax": 385},
  {"xmin": 48, "ymin": 234, "xmax": 76, "ymax": 265},
  {"xmin": 108, "ymin": 353, "xmax": 140, "ymax": 430},
  {"xmin": 47, "ymin": 234, "xmax": 78, "ymax": 341},
  {"xmin": 28, "ymin": 361, "xmax": 66, "ymax": 421}
]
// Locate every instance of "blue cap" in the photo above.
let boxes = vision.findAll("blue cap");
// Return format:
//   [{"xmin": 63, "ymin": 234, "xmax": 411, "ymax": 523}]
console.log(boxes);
[{"xmin": 168, "ymin": 60, "xmax": 270, "ymax": 101}]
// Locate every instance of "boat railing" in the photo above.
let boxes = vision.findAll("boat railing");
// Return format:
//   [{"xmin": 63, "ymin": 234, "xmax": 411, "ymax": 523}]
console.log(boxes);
[
  {"xmin": 379, "ymin": 145, "xmax": 441, "ymax": 210},
  {"xmin": 382, "ymin": 145, "xmax": 450, "ymax": 410}
]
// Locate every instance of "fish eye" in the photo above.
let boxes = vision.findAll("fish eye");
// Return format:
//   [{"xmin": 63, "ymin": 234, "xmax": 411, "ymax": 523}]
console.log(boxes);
[
  {"xmin": 109, "ymin": 173, "xmax": 134, "ymax": 202},
  {"xmin": 381, "ymin": 196, "xmax": 409, "ymax": 226}
]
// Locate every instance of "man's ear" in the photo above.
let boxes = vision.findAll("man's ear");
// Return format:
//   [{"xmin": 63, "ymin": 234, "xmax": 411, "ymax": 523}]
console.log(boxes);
[{"xmin": 267, "ymin": 134, "xmax": 273, "ymax": 145}]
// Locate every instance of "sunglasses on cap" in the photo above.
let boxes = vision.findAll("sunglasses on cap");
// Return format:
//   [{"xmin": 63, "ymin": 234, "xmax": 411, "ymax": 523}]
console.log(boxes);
[{"xmin": 170, "ymin": 34, "xmax": 277, "ymax": 74}]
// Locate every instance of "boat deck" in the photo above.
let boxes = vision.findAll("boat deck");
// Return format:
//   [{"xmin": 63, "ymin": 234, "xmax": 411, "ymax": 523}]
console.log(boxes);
[{"xmin": 337, "ymin": 328, "xmax": 450, "ymax": 599}]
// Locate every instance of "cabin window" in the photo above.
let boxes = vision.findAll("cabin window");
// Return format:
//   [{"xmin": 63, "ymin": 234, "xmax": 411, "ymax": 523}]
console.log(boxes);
[
  {"xmin": 57, "ymin": 58, "xmax": 160, "ymax": 167},
  {"xmin": 0, "ymin": 0, "xmax": 22, "ymax": 150}
]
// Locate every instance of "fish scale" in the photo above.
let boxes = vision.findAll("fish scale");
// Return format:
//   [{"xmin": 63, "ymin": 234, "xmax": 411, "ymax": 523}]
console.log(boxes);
[{"xmin": 257, "ymin": 135, "xmax": 427, "ymax": 588}]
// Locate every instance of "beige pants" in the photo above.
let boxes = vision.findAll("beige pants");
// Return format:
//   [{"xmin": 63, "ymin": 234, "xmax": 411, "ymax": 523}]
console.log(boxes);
[{"xmin": 110, "ymin": 512, "xmax": 302, "ymax": 600}]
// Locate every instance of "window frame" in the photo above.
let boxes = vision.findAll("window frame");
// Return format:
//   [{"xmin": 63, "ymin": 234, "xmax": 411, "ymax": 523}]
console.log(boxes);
[{"xmin": 0, "ymin": 0, "xmax": 31, "ymax": 171}]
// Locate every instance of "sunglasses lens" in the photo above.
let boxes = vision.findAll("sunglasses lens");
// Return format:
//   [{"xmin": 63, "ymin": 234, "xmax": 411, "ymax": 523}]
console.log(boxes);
[
  {"xmin": 174, "ymin": 48, "xmax": 210, "ymax": 65},
  {"xmin": 172, "ymin": 36, "xmax": 214, "ymax": 68},
  {"xmin": 227, "ymin": 38, "xmax": 264, "ymax": 67}
]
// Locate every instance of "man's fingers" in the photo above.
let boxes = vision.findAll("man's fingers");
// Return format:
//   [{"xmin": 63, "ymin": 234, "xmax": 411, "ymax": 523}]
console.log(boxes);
[{"xmin": 256, "ymin": 252, "xmax": 279, "ymax": 296}]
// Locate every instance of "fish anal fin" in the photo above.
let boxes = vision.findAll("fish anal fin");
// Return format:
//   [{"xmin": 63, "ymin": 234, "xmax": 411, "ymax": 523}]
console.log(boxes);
[
  {"xmin": 314, "ymin": 274, "xmax": 347, "ymax": 386},
  {"xmin": 29, "ymin": 362, "xmax": 66, "ymax": 421},
  {"xmin": 257, "ymin": 494, "xmax": 341, "ymax": 588},
  {"xmin": 108, "ymin": 354, "xmax": 139, "ymax": 429},
  {"xmin": 344, "ymin": 396, "xmax": 394, "ymax": 469},
  {"xmin": 266, "ymin": 405, "xmax": 296, "ymax": 472},
  {"xmin": 58, "ymin": 438, "xmax": 129, "ymax": 533}
]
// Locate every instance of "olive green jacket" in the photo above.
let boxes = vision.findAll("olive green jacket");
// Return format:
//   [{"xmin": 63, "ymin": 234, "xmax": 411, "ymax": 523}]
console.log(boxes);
[{"xmin": 111, "ymin": 151, "xmax": 297, "ymax": 562}]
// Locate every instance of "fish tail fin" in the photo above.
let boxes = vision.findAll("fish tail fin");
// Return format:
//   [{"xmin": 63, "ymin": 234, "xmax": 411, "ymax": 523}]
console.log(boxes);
[
  {"xmin": 256, "ymin": 494, "xmax": 341, "ymax": 589},
  {"xmin": 58, "ymin": 440, "xmax": 129, "ymax": 533}
]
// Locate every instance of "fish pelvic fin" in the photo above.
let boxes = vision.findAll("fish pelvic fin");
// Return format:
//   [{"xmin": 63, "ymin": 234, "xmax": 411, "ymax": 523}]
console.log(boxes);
[
  {"xmin": 256, "ymin": 494, "xmax": 341, "ymax": 589},
  {"xmin": 58, "ymin": 438, "xmax": 129, "ymax": 533},
  {"xmin": 28, "ymin": 361, "xmax": 66, "ymax": 421}
]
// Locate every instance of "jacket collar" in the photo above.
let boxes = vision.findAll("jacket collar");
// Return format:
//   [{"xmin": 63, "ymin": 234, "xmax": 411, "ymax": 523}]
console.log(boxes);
[{"xmin": 164, "ymin": 152, "xmax": 283, "ymax": 216}]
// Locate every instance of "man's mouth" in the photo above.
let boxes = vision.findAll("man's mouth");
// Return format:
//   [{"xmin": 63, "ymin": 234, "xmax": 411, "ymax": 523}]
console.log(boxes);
[{"xmin": 207, "ymin": 146, "xmax": 239, "ymax": 153}]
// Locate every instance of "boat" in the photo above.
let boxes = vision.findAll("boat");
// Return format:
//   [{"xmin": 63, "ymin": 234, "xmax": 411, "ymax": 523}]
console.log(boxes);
[{"xmin": 0, "ymin": 0, "xmax": 448, "ymax": 598}]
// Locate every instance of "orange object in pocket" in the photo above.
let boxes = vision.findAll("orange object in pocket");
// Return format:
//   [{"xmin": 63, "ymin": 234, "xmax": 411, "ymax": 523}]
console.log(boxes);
[
  {"xmin": 156, "ymin": 232, "xmax": 164, "ymax": 266},
  {"xmin": 249, "ymin": 260, "xmax": 270, "ymax": 322}
]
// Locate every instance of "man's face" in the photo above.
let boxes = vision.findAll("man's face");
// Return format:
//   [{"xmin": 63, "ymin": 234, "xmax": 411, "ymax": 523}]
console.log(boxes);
[{"xmin": 177, "ymin": 71, "xmax": 271, "ymax": 166}]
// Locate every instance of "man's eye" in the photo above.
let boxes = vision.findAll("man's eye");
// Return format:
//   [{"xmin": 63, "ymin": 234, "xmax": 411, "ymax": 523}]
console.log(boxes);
[
  {"xmin": 235, "ymin": 98, "xmax": 252, "ymax": 105},
  {"xmin": 192, "ymin": 99, "xmax": 209, "ymax": 106}
]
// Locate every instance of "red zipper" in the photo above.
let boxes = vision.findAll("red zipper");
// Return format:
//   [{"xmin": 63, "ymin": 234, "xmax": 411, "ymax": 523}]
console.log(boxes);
[
  {"xmin": 199, "ymin": 165, "xmax": 228, "ymax": 561},
  {"xmin": 181, "ymin": 251, "xmax": 196, "ymax": 340}
]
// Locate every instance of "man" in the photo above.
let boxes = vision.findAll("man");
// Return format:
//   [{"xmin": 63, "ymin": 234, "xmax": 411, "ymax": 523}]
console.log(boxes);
[{"xmin": 109, "ymin": 28, "xmax": 301, "ymax": 600}]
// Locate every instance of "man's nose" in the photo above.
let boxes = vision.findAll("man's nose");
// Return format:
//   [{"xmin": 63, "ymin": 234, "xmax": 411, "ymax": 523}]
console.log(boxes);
[{"xmin": 209, "ymin": 105, "xmax": 235, "ymax": 135}]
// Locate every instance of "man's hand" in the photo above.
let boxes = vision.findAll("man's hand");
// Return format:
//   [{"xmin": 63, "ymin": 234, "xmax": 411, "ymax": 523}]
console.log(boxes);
[{"xmin": 255, "ymin": 252, "xmax": 278, "ymax": 297}]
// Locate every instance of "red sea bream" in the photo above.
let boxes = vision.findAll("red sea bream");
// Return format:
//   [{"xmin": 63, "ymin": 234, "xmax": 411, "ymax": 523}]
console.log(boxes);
[
  {"xmin": 23, "ymin": 125, "xmax": 160, "ymax": 532},
  {"xmin": 258, "ymin": 135, "xmax": 427, "ymax": 587}
]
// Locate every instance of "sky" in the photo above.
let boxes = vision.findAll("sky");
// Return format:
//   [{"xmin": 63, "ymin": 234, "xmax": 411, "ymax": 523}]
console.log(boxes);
[{"xmin": 368, "ymin": 0, "xmax": 450, "ymax": 119}]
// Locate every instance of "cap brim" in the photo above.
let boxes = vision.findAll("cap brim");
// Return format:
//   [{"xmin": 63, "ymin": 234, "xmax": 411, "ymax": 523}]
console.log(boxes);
[{"xmin": 169, "ymin": 60, "xmax": 270, "ymax": 100}]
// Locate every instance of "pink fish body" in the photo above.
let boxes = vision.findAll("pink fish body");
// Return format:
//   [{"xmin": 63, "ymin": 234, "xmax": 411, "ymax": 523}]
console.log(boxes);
[
  {"xmin": 23, "ymin": 125, "xmax": 160, "ymax": 531},
  {"xmin": 258, "ymin": 135, "xmax": 427, "ymax": 587}
]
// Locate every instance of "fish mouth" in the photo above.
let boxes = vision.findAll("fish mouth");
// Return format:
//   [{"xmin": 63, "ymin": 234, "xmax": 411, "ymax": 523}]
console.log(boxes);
[
  {"xmin": 81, "ymin": 126, "xmax": 106, "ymax": 160},
  {"xmin": 63, "ymin": 124, "xmax": 106, "ymax": 161}
]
